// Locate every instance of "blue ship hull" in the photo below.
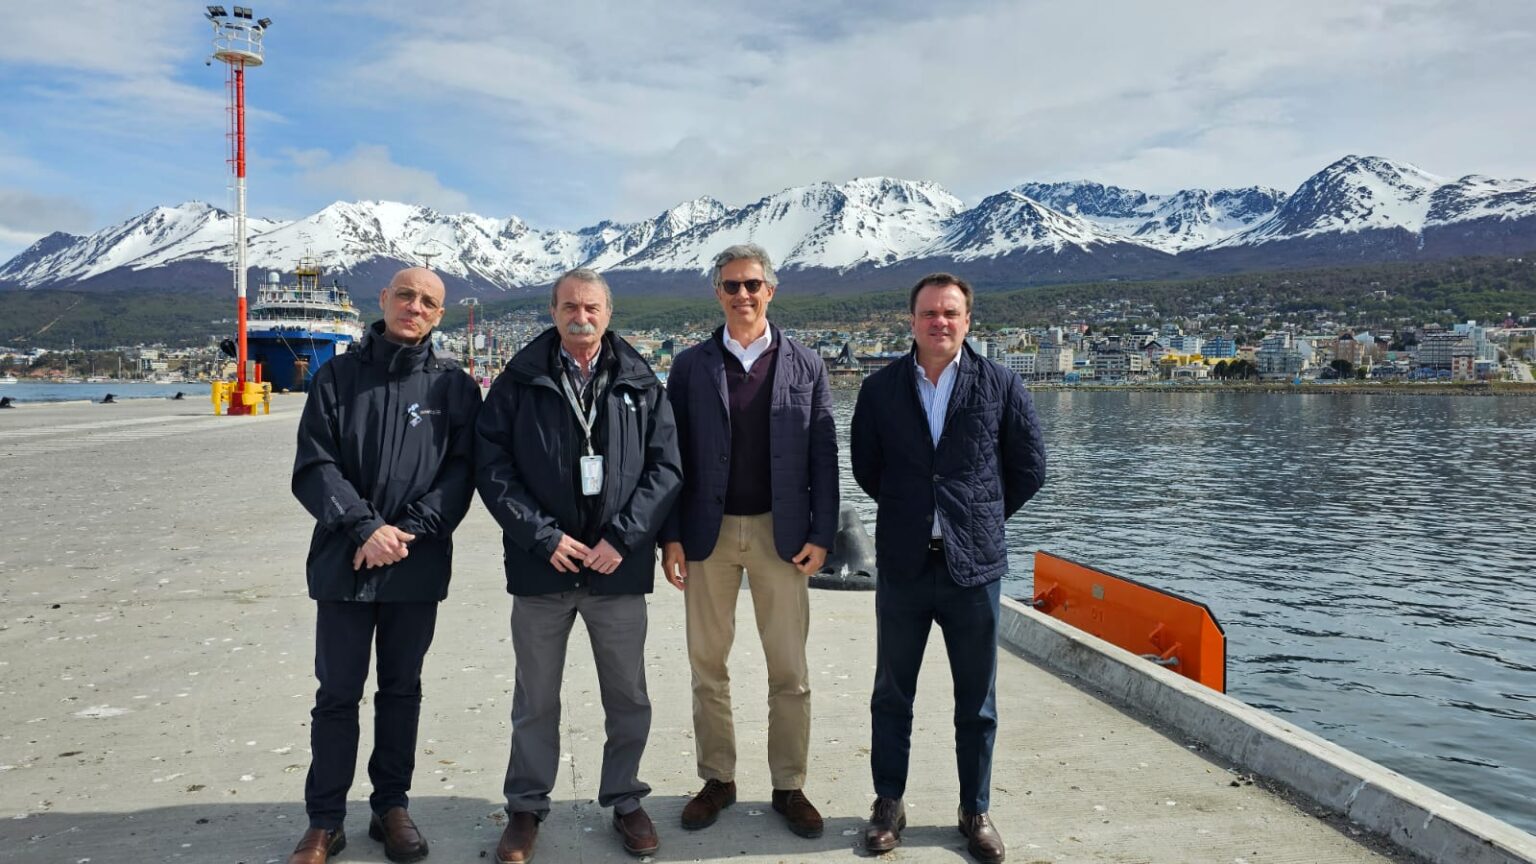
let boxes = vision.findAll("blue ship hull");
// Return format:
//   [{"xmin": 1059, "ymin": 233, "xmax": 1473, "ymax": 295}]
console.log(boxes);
[{"xmin": 248, "ymin": 328, "xmax": 356, "ymax": 392}]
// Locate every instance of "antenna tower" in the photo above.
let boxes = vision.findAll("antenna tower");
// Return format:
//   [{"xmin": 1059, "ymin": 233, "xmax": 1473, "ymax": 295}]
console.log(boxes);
[{"xmin": 206, "ymin": 5, "xmax": 271, "ymax": 415}]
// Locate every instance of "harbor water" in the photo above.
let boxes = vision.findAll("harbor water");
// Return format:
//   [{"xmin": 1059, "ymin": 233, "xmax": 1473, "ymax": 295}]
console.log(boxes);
[
  {"xmin": 832, "ymin": 388, "xmax": 1536, "ymax": 834},
  {"xmin": 0, "ymin": 381, "xmax": 211, "ymax": 403}
]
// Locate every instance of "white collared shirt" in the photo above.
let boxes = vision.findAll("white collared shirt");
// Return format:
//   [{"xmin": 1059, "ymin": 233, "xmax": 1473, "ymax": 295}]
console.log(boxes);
[
  {"xmin": 915, "ymin": 351, "xmax": 962, "ymax": 538},
  {"xmin": 723, "ymin": 323, "xmax": 773, "ymax": 373}
]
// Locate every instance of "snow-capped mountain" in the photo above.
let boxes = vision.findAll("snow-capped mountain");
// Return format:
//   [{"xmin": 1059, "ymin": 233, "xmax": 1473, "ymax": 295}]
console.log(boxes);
[
  {"xmin": 1425, "ymin": 175, "xmax": 1536, "ymax": 226},
  {"xmin": 928, "ymin": 190, "xmax": 1127, "ymax": 259},
  {"xmin": 4, "ymin": 156, "xmax": 1535, "ymax": 295},
  {"xmin": 583, "ymin": 197, "xmax": 730, "ymax": 271},
  {"xmin": 1014, "ymin": 181, "xmax": 1288, "ymax": 252},
  {"xmin": 614, "ymin": 178, "xmax": 964, "ymax": 272},
  {"xmin": 1215, "ymin": 155, "xmax": 1444, "ymax": 248},
  {"xmin": 1, "ymin": 202, "xmax": 282, "ymax": 286}
]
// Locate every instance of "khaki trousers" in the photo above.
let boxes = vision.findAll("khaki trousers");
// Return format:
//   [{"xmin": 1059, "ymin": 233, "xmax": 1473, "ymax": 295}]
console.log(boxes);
[{"xmin": 685, "ymin": 512, "xmax": 811, "ymax": 790}]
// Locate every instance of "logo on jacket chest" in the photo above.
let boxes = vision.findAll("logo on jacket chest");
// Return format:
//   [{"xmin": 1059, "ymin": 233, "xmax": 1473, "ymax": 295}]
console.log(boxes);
[{"xmin": 406, "ymin": 402, "xmax": 441, "ymax": 427}]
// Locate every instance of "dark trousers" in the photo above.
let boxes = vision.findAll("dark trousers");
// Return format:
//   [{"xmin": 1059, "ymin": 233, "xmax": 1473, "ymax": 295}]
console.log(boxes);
[
  {"xmin": 305, "ymin": 600, "xmax": 438, "ymax": 829},
  {"xmin": 870, "ymin": 548, "xmax": 1001, "ymax": 814}
]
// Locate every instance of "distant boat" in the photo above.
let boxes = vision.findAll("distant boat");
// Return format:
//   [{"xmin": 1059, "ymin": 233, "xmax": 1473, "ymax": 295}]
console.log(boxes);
[
  {"xmin": 0, "ymin": 375, "xmax": 18, "ymax": 384},
  {"xmin": 245, "ymin": 257, "xmax": 364, "ymax": 392}
]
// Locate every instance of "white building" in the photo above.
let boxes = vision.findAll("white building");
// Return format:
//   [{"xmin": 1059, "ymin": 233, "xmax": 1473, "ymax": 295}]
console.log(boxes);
[
  {"xmin": 1257, "ymin": 332, "xmax": 1309, "ymax": 377},
  {"xmin": 1037, "ymin": 343, "xmax": 1074, "ymax": 377},
  {"xmin": 1002, "ymin": 353, "xmax": 1037, "ymax": 377},
  {"xmin": 1168, "ymin": 334, "xmax": 1204, "ymax": 355}
]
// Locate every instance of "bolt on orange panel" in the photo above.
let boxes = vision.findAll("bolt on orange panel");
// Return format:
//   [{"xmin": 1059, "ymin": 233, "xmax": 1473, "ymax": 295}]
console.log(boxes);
[{"xmin": 1032, "ymin": 552, "xmax": 1226, "ymax": 693}]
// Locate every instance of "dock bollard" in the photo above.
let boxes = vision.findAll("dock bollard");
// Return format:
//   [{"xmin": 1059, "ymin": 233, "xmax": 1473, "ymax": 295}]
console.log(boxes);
[{"xmin": 809, "ymin": 504, "xmax": 878, "ymax": 591}]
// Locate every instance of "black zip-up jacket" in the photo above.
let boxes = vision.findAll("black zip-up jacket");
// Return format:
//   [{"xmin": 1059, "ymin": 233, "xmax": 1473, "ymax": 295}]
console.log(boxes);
[
  {"xmin": 475, "ymin": 328, "xmax": 683, "ymax": 596},
  {"xmin": 292, "ymin": 321, "xmax": 483, "ymax": 602}
]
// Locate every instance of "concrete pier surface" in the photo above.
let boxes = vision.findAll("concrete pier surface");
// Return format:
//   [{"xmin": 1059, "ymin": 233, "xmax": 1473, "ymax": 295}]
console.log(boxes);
[{"xmin": 1, "ymin": 397, "xmax": 1530, "ymax": 863}]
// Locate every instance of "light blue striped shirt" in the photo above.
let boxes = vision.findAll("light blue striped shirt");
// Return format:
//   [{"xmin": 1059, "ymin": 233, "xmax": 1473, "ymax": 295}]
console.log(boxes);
[{"xmin": 915, "ymin": 352, "xmax": 962, "ymax": 538}]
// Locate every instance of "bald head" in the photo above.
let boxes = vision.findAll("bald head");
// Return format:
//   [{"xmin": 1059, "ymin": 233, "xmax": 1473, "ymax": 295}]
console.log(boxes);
[{"xmin": 379, "ymin": 267, "xmax": 447, "ymax": 344}]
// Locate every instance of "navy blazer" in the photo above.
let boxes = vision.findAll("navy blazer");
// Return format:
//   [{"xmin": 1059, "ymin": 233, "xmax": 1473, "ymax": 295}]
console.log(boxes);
[
  {"xmin": 660, "ymin": 325, "xmax": 839, "ymax": 562},
  {"xmin": 850, "ymin": 344, "xmax": 1046, "ymax": 586}
]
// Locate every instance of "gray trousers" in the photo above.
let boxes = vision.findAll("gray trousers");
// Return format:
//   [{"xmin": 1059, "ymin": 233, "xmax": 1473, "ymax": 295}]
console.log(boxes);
[{"xmin": 504, "ymin": 589, "xmax": 651, "ymax": 817}]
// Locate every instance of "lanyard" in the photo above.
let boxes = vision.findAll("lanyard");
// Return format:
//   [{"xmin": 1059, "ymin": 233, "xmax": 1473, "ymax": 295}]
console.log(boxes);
[{"xmin": 560, "ymin": 366, "xmax": 607, "ymax": 456}]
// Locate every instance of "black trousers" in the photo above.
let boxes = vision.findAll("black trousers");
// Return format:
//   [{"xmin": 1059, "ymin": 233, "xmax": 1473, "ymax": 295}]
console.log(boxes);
[
  {"xmin": 305, "ymin": 600, "xmax": 438, "ymax": 829},
  {"xmin": 870, "ymin": 548, "xmax": 1001, "ymax": 813}
]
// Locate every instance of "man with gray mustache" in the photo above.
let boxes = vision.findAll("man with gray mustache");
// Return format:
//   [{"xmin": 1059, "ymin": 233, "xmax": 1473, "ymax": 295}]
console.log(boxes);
[{"xmin": 476, "ymin": 268, "xmax": 683, "ymax": 863}]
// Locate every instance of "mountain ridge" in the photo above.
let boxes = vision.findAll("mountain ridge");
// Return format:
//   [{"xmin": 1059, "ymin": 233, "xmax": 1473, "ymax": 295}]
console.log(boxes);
[{"xmin": 4, "ymin": 156, "xmax": 1535, "ymax": 296}]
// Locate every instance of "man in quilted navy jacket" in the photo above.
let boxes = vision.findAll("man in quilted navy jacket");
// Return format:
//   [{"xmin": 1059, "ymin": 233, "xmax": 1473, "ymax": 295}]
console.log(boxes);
[{"xmin": 850, "ymin": 273, "xmax": 1046, "ymax": 864}]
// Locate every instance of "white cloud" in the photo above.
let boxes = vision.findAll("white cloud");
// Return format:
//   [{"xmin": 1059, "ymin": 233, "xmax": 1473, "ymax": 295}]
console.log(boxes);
[
  {"xmin": 0, "ymin": 1, "xmax": 186, "ymax": 72},
  {"xmin": 0, "ymin": 0, "xmax": 280, "ymax": 138},
  {"xmin": 5, "ymin": 0, "xmax": 1535, "ymax": 242},
  {"xmin": 342, "ymin": 0, "xmax": 1536, "ymax": 218},
  {"xmin": 0, "ymin": 189, "xmax": 94, "ymax": 262},
  {"xmin": 284, "ymin": 145, "xmax": 471, "ymax": 211}
]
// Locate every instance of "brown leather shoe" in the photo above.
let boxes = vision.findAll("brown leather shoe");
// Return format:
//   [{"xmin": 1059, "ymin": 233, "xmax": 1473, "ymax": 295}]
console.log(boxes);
[
  {"xmin": 958, "ymin": 809, "xmax": 1005, "ymax": 863},
  {"xmin": 613, "ymin": 807, "xmax": 660, "ymax": 857},
  {"xmin": 771, "ymin": 788, "xmax": 824, "ymax": 838},
  {"xmin": 495, "ymin": 811, "xmax": 539, "ymax": 864},
  {"xmin": 863, "ymin": 796, "xmax": 905, "ymax": 854},
  {"xmin": 369, "ymin": 807, "xmax": 428, "ymax": 863},
  {"xmin": 287, "ymin": 827, "xmax": 346, "ymax": 864},
  {"xmin": 680, "ymin": 779, "xmax": 736, "ymax": 830}
]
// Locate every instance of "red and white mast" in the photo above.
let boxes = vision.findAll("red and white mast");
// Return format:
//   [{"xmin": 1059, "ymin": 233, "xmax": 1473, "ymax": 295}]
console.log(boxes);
[{"xmin": 207, "ymin": 6, "xmax": 270, "ymax": 415}]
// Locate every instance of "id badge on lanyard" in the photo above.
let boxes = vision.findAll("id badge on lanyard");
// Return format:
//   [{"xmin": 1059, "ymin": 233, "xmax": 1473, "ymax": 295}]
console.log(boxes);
[
  {"xmin": 580, "ymin": 454, "xmax": 604, "ymax": 496},
  {"xmin": 562, "ymin": 368, "xmax": 605, "ymax": 496}
]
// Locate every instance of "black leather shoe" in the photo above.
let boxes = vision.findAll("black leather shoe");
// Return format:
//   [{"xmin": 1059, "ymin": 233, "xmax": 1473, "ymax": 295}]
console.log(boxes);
[
  {"xmin": 863, "ymin": 796, "xmax": 905, "ymax": 853},
  {"xmin": 958, "ymin": 808, "xmax": 1005, "ymax": 863}
]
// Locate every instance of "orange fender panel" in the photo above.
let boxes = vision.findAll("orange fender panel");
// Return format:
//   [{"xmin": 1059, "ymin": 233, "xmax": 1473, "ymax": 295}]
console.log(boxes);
[{"xmin": 1032, "ymin": 552, "xmax": 1226, "ymax": 693}]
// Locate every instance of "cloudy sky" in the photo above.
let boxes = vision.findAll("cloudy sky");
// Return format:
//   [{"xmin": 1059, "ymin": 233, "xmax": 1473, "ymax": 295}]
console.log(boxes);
[{"xmin": 1, "ymin": 0, "xmax": 1534, "ymax": 261}]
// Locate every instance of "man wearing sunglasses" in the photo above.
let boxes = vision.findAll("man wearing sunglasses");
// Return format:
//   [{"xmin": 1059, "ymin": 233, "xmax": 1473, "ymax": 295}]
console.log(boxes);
[{"xmin": 660, "ymin": 243, "xmax": 838, "ymax": 840}]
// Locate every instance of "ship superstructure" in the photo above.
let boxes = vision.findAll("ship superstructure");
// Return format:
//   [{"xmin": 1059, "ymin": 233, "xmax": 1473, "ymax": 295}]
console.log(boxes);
[{"xmin": 246, "ymin": 257, "xmax": 364, "ymax": 391}]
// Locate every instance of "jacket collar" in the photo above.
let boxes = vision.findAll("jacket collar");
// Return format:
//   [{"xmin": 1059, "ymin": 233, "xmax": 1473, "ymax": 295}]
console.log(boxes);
[
  {"xmin": 901, "ymin": 341, "xmax": 981, "ymax": 433},
  {"xmin": 700, "ymin": 323, "xmax": 790, "ymax": 412},
  {"xmin": 903, "ymin": 340, "xmax": 981, "ymax": 381},
  {"xmin": 508, "ymin": 327, "xmax": 659, "ymax": 389},
  {"xmin": 358, "ymin": 320, "xmax": 436, "ymax": 375}
]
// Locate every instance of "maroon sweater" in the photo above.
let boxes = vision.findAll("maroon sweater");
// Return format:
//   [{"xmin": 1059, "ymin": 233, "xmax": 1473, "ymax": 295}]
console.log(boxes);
[{"xmin": 721, "ymin": 330, "xmax": 779, "ymax": 515}]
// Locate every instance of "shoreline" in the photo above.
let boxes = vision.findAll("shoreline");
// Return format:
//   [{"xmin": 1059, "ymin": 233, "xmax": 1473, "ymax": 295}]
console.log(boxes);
[
  {"xmin": 1029, "ymin": 381, "xmax": 1536, "ymax": 396},
  {"xmin": 826, "ymin": 378, "xmax": 1536, "ymax": 395}
]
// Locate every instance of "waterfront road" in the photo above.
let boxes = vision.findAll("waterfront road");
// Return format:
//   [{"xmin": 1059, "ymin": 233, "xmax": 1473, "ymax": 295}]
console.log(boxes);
[{"xmin": 0, "ymin": 396, "xmax": 1410, "ymax": 863}]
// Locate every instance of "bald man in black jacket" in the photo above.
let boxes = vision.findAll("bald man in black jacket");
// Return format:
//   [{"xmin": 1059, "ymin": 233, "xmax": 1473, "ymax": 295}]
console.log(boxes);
[{"xmin": 289, "ymin": 268, "xmax": 482, "ymax": 864}]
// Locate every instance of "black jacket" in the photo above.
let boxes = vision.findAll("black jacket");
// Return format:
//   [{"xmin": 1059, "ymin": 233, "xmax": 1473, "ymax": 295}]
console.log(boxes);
[
  {"xmin": 850, "ymin": 344, "xmax": 1046, "ymax": 586},
  {"xmin": 292, "ymin": 321, "xmax": 483, "ymax": 602},
  {"xmin": 476, "ymin": 328, "xmax": 683, "ymax": 596},
  {"xmin": 658, "ymin": 325, "xmax": 839, "ymax": 561}
]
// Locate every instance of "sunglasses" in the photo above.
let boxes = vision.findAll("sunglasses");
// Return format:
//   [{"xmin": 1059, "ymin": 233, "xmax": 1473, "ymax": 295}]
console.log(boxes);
[{"xmin": 720, "ymin": 279, "xmax": 768, "ymax": 295}]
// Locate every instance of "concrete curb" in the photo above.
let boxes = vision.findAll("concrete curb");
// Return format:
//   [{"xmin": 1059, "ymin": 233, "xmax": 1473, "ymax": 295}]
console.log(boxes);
[{"xmin": 997, "ymin": 596, "xmax": 1536, "ymax": 864}]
